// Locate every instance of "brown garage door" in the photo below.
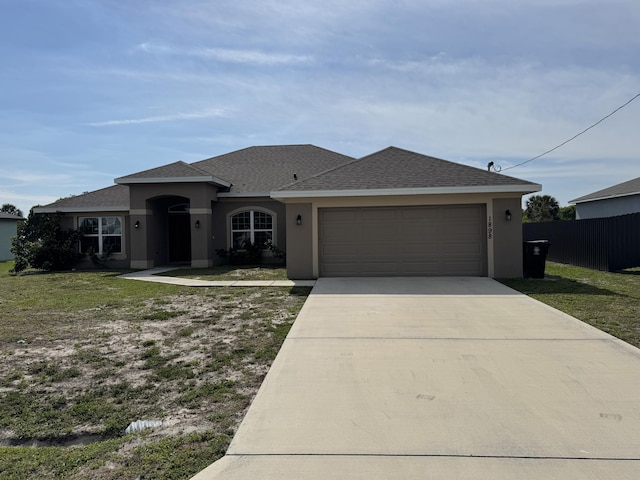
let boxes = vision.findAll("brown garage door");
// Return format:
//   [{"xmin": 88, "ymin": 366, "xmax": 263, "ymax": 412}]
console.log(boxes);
[{"xmin": 319, "ymin": 205, "xmax": 486, "ymax": 276}]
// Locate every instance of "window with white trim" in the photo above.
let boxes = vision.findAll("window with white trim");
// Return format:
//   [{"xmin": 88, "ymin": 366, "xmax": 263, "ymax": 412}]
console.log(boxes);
[
  {"xmin": 231, "ymin": 210, "xmax": 273, "ymax": 249},
  {"xmin": 78, "ymin": 216, "xmax": 123, "ymax": 254}
]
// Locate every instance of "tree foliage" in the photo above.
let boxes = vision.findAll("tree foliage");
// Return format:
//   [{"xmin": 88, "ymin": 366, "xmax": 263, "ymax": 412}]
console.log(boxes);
[
  {"xmin": 524, "ymin": 195, "xmax": 560, "ymax": 223},
  {"xmin": 10, "ymin": 210, "xmax": 82, "ymax": 273},
  {"xmin": 1, "ymin": 203, "xmax": 23, "ymax": 218},
  {"xmin": 558, "ymin": 205, "xmax": 576, "ymax": 221}
]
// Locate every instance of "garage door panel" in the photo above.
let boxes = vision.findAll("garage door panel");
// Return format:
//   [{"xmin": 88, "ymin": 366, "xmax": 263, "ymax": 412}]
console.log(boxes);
[{"xmin": 319, "ymin": 205, "xmax": 486, "ymax": 277}]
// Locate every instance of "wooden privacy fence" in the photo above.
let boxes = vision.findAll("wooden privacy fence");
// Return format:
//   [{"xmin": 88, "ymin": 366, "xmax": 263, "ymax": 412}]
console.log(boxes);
[{"xmin": 523, "ymin": 212, "xmax": 640, "ymax": 271}]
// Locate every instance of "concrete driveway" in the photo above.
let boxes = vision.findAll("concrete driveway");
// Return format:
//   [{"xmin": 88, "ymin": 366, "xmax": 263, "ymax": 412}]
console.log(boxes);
[{"xmin": 193, "ymin": 277, "xmax": 640, "ymax": 479}]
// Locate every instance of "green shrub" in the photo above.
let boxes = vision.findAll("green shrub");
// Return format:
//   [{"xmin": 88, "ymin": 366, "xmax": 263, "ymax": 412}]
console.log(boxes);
[{"xmin": 10, "ymin": 210, "xmax": 82, "ymax": 273}]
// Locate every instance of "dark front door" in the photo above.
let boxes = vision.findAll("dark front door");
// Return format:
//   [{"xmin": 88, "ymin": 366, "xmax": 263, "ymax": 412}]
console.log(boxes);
[{"xmin": 168, "ymin": 214, "xmax": 191, "ymax": 263}]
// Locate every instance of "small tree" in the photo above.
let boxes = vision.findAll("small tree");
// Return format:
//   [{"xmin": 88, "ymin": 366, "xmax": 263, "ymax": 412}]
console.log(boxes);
[
  {"xmin": 524, "ymin": 195, "xmax": 560, "ymax": 223},
  {"xmin": 558, "ymin": 205, "xmax": 576, "ymax": 221},
  {"xmin": 1, "ymin": 203, "xmax": 23, "ymax": 218},
  {"xmin": 10, "ymin": 210, "xmax": 82, "ymax": 273}
]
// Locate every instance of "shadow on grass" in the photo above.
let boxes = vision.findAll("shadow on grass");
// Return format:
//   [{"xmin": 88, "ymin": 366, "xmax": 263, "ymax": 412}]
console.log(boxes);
[
  {"xmin": 500, "ymin": 275, "xmax": 620, "ymax": 297},
  {"xmin": 616, "ymin": 267, "xmax": 640, "ymax": 276},
  {"xmin": 289, "ymin": 286, "xmax": 313, "ymax": 297}
]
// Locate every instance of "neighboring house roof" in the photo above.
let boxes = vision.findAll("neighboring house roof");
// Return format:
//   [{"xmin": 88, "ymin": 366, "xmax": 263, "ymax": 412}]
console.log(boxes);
[
  {"xmin": 192, "ymin": 145, "xmax": 355, "ymax": 196},
  {"xmin": 570, "ymin": 176, "xmax": 640, "ymax": 204},
  {"xmin": 274, "ymin": 147, "xmax": 540, "ymax": 198},
  {"xmin": 34, "ymin": 185, "xmax": 130, "ymax": 213},
  {"xmin": 115, "ymin": 161, "xmax": 231, "ymax": 188},
  {"xmin": 0, "ymin": 213, "xmax": 25, "ymax": 221}
]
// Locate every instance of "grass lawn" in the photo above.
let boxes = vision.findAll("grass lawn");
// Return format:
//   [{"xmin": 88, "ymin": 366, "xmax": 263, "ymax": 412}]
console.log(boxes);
[
  {"xmin": 0, "ymin": 261, "xmax": 310, "ymax": 479},
  {"xmin": 163, "ymin": 264, "xmax": 288, "ymax": 281},
  {"xmin": 500, "ymin": 262, "xmax": 640, "ymax": 348}
]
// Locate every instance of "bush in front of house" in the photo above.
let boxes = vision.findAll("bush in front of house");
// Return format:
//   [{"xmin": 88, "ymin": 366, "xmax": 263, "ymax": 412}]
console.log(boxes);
[
  {"xmin": 10, "ymin": 211, "xmax": 82, "ymax": 273},
  {"xmin": 215, "ymin": 240, "xmax": 285, "ymax": 266}
]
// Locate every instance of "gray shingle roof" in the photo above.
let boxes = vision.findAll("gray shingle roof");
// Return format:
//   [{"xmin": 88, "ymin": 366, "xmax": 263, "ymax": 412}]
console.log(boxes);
[
  {"xmin": 275, "ymin": 147, "xmax": 539, "ymax": 193},
  {"xmin": 36, "ymin": 145, "xmax": 540, "ymax": 211},
  {"xmin": 570, "ymin": 176, "xmax": 640, "ymax": 203},
  {"xmin": 115, "ymin": 161, "xmax": 230, "ymax": 187},
  {"xmin": 34, "ymin": 185, "xmax": 130, "ymax": 213},
  {"xmin": 192, "ymin": 145, "xmax": 355, "ymax": 194},
  {"xmin": 0, "ymin": 212, "xmax": 25, "ymax": 220}
]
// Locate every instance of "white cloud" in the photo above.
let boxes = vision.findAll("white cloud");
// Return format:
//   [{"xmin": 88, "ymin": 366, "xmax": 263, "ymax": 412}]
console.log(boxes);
[
  {"xmin": 135, "ymin": 43, "xmax": 313, "ymax": 66},
  {"xmin": 192, "ymin": 48, "xmax": 313, "ymax": 65},
  {"xmin": 87, "ymin": 108, "xmax": 228, "ymax": 127},
  {"xmin": 1, "ymin": 170, "xmax": 73, "ymax": 186}
]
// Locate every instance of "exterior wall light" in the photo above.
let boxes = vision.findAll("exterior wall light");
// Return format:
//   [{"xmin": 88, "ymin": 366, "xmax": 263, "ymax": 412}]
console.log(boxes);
[
  {"xmin": 505, "ymin": 210, "xmax": 512, "ymax": 221},
  {"xmin": 296, "ymin": 214, "xmax": 302, "ymax": 225},
  {"xmin": 195, "ymin": 220, "xmax": 200, "ymax": 229},
  {"xmin": 134, "ymin": 220, "xmax": 140, "ymax": 229}
]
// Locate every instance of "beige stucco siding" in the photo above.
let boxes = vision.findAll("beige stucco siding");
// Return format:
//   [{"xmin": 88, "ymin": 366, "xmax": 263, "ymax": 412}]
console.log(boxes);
[
  {"xmin": 492, "ymin": 198, "xmax": 524, "ymax": 278},
  {"xmin": 284, "ymin": 203, "xmax": 313, "ymax": 279},
  {"xmin": 280, "ymin": 193, "xmax": 526, "ymax": 279},
  {"xmin": 211, "ymin": 199, "xmax": 286, "ymax": 265},
  {"xmin": 129, "ymin": 182, "xmax": 218, "ymax": 211}
]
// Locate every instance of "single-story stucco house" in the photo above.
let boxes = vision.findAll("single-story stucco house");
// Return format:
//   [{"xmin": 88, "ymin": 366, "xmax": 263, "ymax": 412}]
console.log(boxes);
[
  {"xmin": 35, "ymin": 145, "xmax": 541, "ymax": 278},
  {"xmin": 570, "ymin": 176, "xmax": 640, "ymax": 220},
  {"xmin": 0, "ymin": 212, "xmax": 24, "ymax": 261}
]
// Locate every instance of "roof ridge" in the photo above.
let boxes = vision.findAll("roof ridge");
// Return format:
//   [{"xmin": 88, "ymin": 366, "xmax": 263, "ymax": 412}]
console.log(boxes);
[
  {"xmin": 192, "ymin": 144, "xmax": 318, "ymax": 166},
  {"xmin": 276, "ymin": 151, "xmax": 361, "ymax": 190}
]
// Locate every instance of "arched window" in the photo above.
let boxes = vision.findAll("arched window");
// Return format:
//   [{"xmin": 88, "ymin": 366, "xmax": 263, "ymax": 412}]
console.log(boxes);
[{"xmin": 231, "ymin": 210, "xmax": 273, "ymax": 249}]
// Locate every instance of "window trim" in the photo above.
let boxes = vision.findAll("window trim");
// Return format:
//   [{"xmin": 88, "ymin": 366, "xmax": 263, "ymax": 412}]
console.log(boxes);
[
  {"xmin": 78, "ymin": 215, "xmax": 123, "ymax": 255},
  {"xmin": 227, "ymin": 207, "xmax": 277, "ymax": 251}
]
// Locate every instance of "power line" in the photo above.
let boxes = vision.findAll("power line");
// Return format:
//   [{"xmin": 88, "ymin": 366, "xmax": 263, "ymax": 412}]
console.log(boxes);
[{"xmin": 502, "ymin": 92, "xmax": 640, "ymax": 172}]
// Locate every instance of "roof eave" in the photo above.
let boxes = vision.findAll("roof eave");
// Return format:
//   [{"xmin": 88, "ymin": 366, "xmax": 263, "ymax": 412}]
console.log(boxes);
[
  {"xmin": 115, "ymin": 176, "xmax": 231, "ymax": 188},
  {"xmin": 570, "ymin": 190, "xmax": 640, "ymax": 205},
  {"xmin": 218, "ymin": 192, "xmax": 271, "ymax": 198},
  {"xmin": 271, "ymin": 184, "xmax": 542, "ymax": 199},
  {"xmin": 33, "ymin": 206, "xmax": 130, "ymax": 214}
]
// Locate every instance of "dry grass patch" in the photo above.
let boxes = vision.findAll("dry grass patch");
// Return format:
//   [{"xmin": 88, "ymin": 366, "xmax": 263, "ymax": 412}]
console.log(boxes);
[{"xmin": 0, "ymin": 261, "xmax": 310, "ymax": 479}]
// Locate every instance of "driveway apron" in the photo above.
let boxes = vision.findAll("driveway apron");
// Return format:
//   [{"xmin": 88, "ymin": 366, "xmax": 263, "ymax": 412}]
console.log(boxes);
[{"xmin": 193, "ymin": 277, "xmax": 640, "ymax": 479}]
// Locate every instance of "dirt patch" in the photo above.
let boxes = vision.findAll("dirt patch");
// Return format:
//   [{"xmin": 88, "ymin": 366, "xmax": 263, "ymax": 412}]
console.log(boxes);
[{"xmin": 0, "ymin": 287, "xmax": 309, "ymax": 449}]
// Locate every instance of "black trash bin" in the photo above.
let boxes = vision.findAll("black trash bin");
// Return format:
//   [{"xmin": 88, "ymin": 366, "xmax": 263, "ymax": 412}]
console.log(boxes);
[{"xmin": 523, "ymin": 240, "xmax": 551, "ymax": 278}]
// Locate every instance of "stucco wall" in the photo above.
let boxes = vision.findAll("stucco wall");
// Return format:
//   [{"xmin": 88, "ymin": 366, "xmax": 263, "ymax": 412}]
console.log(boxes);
[
  {"xmin": 492, "ymin": 198, "xmax": 523, "ymax": 278},
  {"xmin": 0, "ymin": 219, "xmax": 19, "ymax": 261},
  {"xmin": 576, "ymin": 195, "xmax": 640, "ymax": 219},
  {"xmin": 279, "ymin": 192, "xmax": 527, "ymax": 279},
  {"xmin": 129, "ymin": 183, "xmax": 219, "ymax": 211},
  {"xmin": 284, "ymin": 203, "xmax": 313, "ymax": 279},
  {"xmin": 211, "ymin": 198, "xmax": 286, "ymax": 265}
]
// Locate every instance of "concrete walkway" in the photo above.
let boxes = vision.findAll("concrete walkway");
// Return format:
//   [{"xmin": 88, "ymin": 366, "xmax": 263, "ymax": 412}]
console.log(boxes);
[
  {"xmin": 118, "ymin": 268, "xmax": 316, "ymax": 287},
  {"xmin": 192, "ymin": 277, "xmax": 640, "ymax": 479}
]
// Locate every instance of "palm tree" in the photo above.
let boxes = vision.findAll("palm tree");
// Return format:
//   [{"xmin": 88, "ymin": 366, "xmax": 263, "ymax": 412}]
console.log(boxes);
[{"xmin": 524, "ymin": 195, "xmax": 559, "ymax": 223}]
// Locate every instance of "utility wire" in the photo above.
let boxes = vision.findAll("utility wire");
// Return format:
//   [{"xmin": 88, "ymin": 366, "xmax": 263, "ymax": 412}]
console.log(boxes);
[{"xmin": 502, "ymin": 92, "xmax": 640, "ymax": 172}]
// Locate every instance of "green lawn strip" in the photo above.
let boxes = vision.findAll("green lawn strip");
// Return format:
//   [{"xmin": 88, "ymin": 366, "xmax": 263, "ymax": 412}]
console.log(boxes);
[
  {"xmin": 0, "ymin": 437, "xmax": 127, "ymax": 480},
  {"xmin": 0, "ymin": 261, "xmax": 310, "ymax": 478},
  {"xmin": 0, "ymin": 432, "xmax": 229, "ymax": 480},
  {"xmin": 500, "ymin": 262, "xmax": 640, "ymax": 348},
  {"xmin": 162, "ymin": 264, "xmax": 288, "ymax": 281}
]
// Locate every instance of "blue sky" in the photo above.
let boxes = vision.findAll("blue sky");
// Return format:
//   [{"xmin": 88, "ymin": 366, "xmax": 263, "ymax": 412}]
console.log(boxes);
[{"xmin": 1, "ymin": 0, "xmax": 639, "ymax": 216}]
